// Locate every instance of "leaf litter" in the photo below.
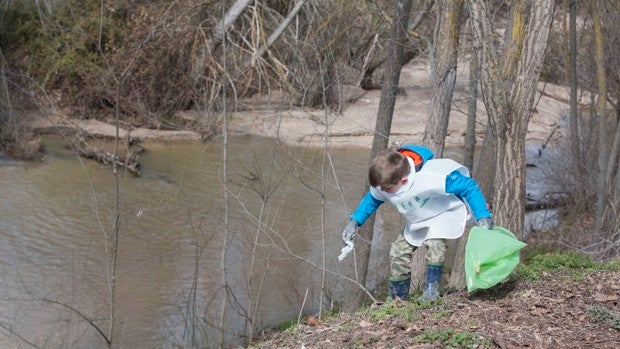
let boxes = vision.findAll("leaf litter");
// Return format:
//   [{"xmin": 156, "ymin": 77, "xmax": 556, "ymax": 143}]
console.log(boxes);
[{"xmin": 249, "ymin": 269, "xmax": 619, "ymax": 348}]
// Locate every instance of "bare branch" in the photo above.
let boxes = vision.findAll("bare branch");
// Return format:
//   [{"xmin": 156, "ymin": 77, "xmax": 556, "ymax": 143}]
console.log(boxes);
[{"xmin": 247, "ymin": 0, "xmax": 307, "ymax": 68}]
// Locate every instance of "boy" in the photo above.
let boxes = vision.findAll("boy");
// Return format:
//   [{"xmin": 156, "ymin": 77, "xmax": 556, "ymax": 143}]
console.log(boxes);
[{"xmin": 341, "ymin": 144, "xmax": 493, "ymax": 301}]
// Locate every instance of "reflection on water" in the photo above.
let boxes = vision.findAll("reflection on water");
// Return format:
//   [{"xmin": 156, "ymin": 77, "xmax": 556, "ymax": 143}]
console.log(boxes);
[{"xmin": 0, "ymin": 135, "xmax": 399, "ymax": 348}]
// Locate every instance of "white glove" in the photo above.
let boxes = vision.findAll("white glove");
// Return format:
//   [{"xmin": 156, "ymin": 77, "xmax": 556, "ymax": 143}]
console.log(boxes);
[
  {"xmin": 341, "ymin": 220, "xmax": 359, "ymax": 242},
  {"xmin": 476, "ymin": 217, "xmax": 494, "ymax": 229}
]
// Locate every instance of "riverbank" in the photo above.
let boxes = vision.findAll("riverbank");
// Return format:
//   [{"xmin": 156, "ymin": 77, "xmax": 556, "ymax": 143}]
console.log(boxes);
[
  {"xmin": 27, "ymin": 60, "xmax": 570, "ymax": 149},
  {"xmin": 248, "ymin": 265, "xmax": 620, "ymax": 349}
]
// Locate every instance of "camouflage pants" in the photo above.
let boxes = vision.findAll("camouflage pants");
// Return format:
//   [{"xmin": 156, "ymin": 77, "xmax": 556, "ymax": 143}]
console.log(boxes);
[{"xmin": 389, "ymin": 233, "xmax": 447, "ymax": 281}]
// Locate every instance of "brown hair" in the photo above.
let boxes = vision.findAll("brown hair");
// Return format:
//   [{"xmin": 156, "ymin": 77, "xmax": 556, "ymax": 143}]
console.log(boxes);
[{"xmin": 368, "ymin": 148, "xmax": 410, "ymax": 187}]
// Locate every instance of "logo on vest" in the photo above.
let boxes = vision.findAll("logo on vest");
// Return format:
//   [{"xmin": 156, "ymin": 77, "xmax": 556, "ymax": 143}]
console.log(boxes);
[
  {"xmin": 393, "ymin": 195, "xmax": 430, "ymax": 212},
  {"xmin": 415, "ymin": 196, "xmax": 430, "ymax": 207}
]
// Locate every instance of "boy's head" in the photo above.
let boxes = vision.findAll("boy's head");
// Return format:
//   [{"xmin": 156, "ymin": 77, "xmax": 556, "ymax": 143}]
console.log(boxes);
[{"xmin": 368, "ymin": 148, "xmax": 410, "ymax": 192}]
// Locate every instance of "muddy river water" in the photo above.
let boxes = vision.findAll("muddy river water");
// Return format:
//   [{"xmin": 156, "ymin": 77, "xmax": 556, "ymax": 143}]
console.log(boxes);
[{"xmin": 0, "ymin": 135, "xmax": 403, "ymax": 348}]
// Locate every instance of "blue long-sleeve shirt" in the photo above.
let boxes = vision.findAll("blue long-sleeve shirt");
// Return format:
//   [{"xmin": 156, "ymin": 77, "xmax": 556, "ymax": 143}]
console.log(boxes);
[{"xmin": 350, "ymin": 146, "xmax": 491, "ymax": 225}]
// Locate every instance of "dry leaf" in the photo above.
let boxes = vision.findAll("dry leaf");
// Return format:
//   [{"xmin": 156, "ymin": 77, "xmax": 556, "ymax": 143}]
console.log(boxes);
[
  {"xmin": 529, "ymin": 305, "xmax": 550, "ymax": 316},
  {"xmin": 593, "ymin": 292, "xmax": 619, "ymax": 302},
  {"xmin": 359, "ymin": 320, "xmax": 373, "ymax": 328},
  {"xmin": 392, "ymin": 297, "xmax": 406, "ymax": 308},
  {"xmin": 306, "ymin": 315, "xmax": 322, "ymax": 327}
]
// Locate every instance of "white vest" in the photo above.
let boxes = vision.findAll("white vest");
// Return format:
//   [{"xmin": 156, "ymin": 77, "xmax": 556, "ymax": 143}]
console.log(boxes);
[{"xmin": 370, "ymin": 158, "xmax": 470, "ymax": 246}]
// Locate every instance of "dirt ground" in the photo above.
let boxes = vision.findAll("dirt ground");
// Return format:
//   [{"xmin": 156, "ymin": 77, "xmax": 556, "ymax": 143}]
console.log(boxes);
[{"xmin": 248, "ymin": 268, "xmax": 619, "ymax": 349}]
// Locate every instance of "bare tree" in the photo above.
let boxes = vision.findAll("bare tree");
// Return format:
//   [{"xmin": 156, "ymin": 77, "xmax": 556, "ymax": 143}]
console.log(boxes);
[
  {"xmin": 591, "ymin": 0, "xmax": 612, "ymax": 245},
  {"xmin": 423, "ymin": 0, "xmax": 465, "ymax": 156},
  {"xmin": 416, "ymin": 0, "xmax": 467, "ymax": 294},
  {"xmin": 244, "ymin": 0, "xmax": 306, "ymax": 68},
  {"xmin": 467, "ymin": 0, "xmax": 555, "ymax": 237},
  {"xmin": 568, "ymin": 0, "xmax": 585, "ymax": 196},
  {"xmin": 473, "ymin": 1, "xmax": 527, "ymax": 203},
  {"xmin": 191, "ymin": 0, "xmax": 255, "ymax": 97},
  {"xmin": 447, "ymin": 28, "xmax": 480, "ymax": 291},
  {"xmin": 218, "ymin": 2, "xmax": 232, "ymax": 345},
  {"xmin": 345, "ymin": 0, "xmax": 414, "ymax": 311}
]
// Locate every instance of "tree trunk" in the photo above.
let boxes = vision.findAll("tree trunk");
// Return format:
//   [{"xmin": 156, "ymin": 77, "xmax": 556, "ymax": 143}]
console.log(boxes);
[
  {"xmin": 467, "ymin": 0, "xmax": 508, "ymax": 212},
  {"xmin": 476, "ymin": 124, "xmax": 497, "ymax": 201},
  {"xmin": 409, "ymin": 0, "xmax": 435, "ymax": 32},
  {"xmin": 463, "ymin": 53, "xmax": 478, "ymax": 171},
  {"xmin": 344, "ymin": 0, "xmax": 414, "ymax": 311},
  {"xmin": 608, "ymin": 118, "xmax": 620, "ymax": 246},
  {"xmin": 606, "ymin": 115, "xmax": 620, "ymax": 208},
  {"xmin": 447, "ymin": 40, "xmax": 478, "ymax": 291},
  {"xmin": 569, "ymin": 0, "xmax": 584, "ymax": 196},
  {"xmin": 592, "ymin": 0, "xmax": 610, "ymax": 243},
  {"xmin": 468, "ymin": 0, "xmax": 555, "ymax": 237},
  {"xmin": 423, "ymin": 0, "xmax": 465, "ymax": 156},
  {"xmin": 502, "ymin": 1, "xmax": 554, "ymax": 234},
  {"xmin": 419, "ymin": 0, "xmax": 465, "ymax": 292},
  {"xmin": 218, "ymin": 13, "xmax": 231, "ymax": 347},
  {"xmin": 561, "ymin": 0, "xmax": 570, "ymax": 83},
  {"xmin": 361, "ymin": 0, "xmax": 432, "ymax": 91},
  {"xmin": 476, "ymin": 0, "xmax": 527, "ymax": 204}
]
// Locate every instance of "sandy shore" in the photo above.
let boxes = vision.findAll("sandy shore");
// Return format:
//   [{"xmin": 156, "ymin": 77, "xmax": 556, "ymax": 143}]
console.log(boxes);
[{"xmin": 30, "ymin": 60, "xmax": 570, "ymax": 149}]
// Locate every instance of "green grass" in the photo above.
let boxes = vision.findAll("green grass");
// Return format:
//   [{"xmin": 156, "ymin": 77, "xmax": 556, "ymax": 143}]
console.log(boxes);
[
  {"xmin": 413, "ymin": 328, "xmax": 491, "ymax": 348},
  {"xmin": 605, "ymin": 258, "xmax": 620, "ymax": 271},
  {"xmin": 365, "ymin": 297, "xmax": 441, "ymax": 322},
  {"xmin": 516, "ymin": 250, "xmax": 618, "ymax": 280},
  {"xmin": 273, "ymin": 318, "xmax": 298, "ymax": 332}
]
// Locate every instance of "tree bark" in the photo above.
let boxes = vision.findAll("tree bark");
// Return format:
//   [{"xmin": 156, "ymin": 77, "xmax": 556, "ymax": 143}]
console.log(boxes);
[
  {"xmin": 607, "ymin": 116, "xmax": 620, "ymax": 236},
  {"xmin": 592, "ymin": 0, "xmax": 611, "ymax": 242},
  {"xmin": 446, "ymin": 44, "xmax": 478, "ymax": 291},
  {"xmin": 561, "ymin": 0, "xmax": 570, "ymax": 83},
  {"xmin": 463, "ymin": 53, "xmax": 478, "ymax": 171},
  {"xmin": 423, "ymin": 0, "xmax": 465, "ymax": 156},
  {"xmin": 475, "ymin": 0, "xmax": 526, "ymax": 199},
  {"xmin": 344, "ymin": 0, "xmax": 414, "ymax": 311},
  {"xmin": 502, "ymin": 1, "xmax": 554, "ymax": 234},
  {"xmin": 409, "ymin": 0, "xmax": 435, "ymax": 33},
  {"xmin": 468, "ymin": 0, "xmax": 555, "ymax": 237},
  {"xmin": 569, "ymin": 0, "xmax": 584, "ymax": 196},
  {"xmin": 419, "ymin": 0, "xmax": 465, "ymax": 292}
]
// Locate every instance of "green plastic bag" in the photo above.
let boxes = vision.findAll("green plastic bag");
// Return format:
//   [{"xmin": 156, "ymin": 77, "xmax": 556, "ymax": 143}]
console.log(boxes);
[{"xmin": 465, "ymin": 226, "xmax": 527, "ymax": 292}]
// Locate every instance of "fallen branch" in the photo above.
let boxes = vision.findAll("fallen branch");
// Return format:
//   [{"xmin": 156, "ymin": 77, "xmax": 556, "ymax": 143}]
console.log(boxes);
[
  {"xmin": 70, "ymin": 136, "xmax": 143, "ymax": 177},
  {"xmin": 525, "ymin": 193, "xmax": 571, "ymax": 211}
]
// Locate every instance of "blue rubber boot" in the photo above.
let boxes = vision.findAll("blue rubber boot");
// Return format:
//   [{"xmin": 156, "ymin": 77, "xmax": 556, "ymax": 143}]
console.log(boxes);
[
  {"xmin": 418, "ymin": 264, "xmax": 443, "ymax": 302},
  {"xmin": 388, "ymin": 277, "xmax": 411, "ymax": 300}
]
